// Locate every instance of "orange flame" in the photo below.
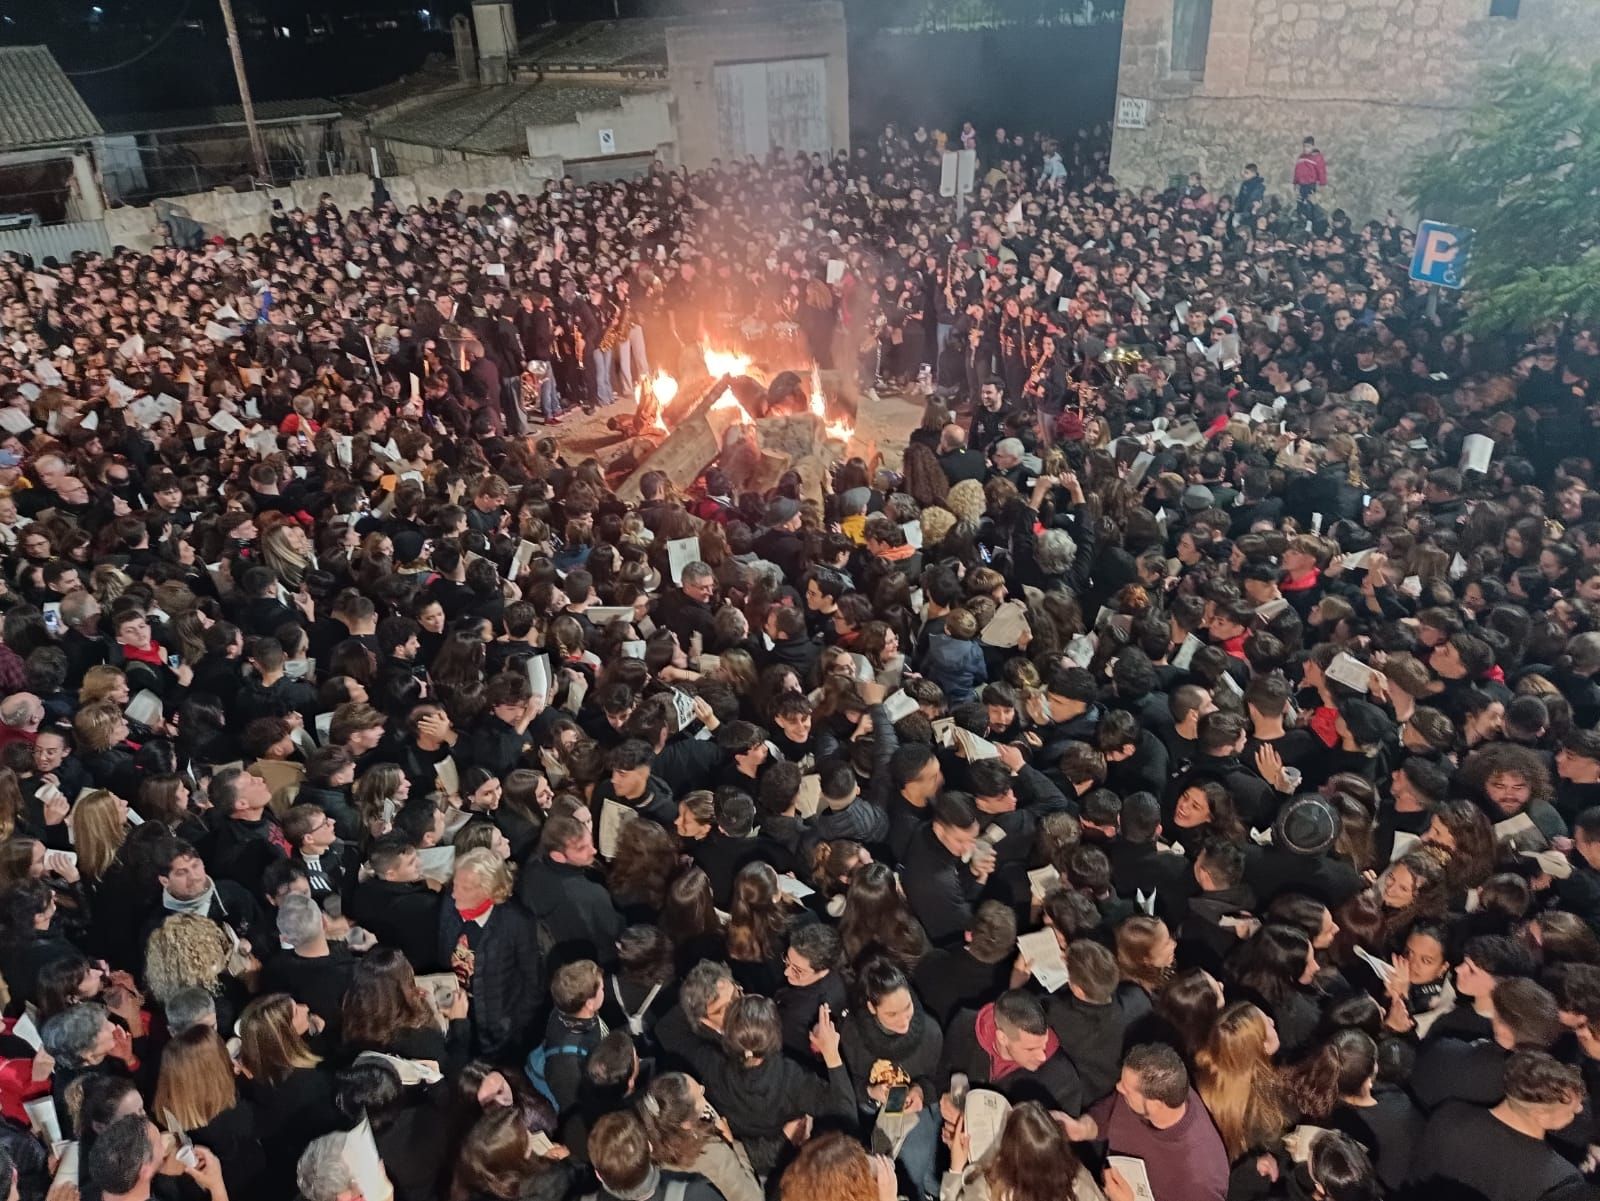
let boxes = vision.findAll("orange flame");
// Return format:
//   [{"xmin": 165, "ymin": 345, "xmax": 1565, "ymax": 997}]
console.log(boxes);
[
  {"xmin": 651, "ymin": 369, "xmax": 679, "ymax": 406},
  {"xmin": 811, "ymin": 365, "xmax": 853, "ymax": 441},
  {"xmin": 709, "ymin": 387, "xmax": 752, "ymax": 425},
  {"xmin": 702, "ymin": 346, "xmax": 753, "ymax": 378}
]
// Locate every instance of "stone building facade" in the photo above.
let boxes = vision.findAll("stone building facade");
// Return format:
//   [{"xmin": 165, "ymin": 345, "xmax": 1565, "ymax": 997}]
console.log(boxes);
[{"xmin": 1109, "ymin": 0, "xmax": 1600, "ymax": 219}]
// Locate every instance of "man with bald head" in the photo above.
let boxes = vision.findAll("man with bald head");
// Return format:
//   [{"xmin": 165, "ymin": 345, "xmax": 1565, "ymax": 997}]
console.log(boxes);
[
  {"xmin": 938, "ymin": 422, "xmax": 987, "ymax": 484},
  {"xmin": 0, "ymin": 693, "xmax": 43, "ymax": 752}
]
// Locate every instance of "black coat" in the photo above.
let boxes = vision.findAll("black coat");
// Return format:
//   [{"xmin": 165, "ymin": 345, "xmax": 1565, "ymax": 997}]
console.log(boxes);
[
  {"xmin": 436, "ymin": 901, "xmax": 545, "ymax": 1063},
  {"xmin": 239, "ymin": 1066, "xmax": 343, "ymax": 1200},
  {"xmin": 1045, "ymin": 992, "xmax": 1126, "ymax": 1106},
  {"xmin": 349, "ymin": 877, "xmax": 444, "ymax": 971},
  {"xmin": 900, "ymin": 823, "xmax": 982, "ymax": 947},
  {"xmin": 516, "ymin": 857, "xmax": 623, "ymax": 968},
  {"xmin": 941, "ymin": 1007, "xmax": 1084, "ymax": 1115},
  {"xmin": 703, "ymin": 1052, "xmax": 854, "ymax": 1173}
]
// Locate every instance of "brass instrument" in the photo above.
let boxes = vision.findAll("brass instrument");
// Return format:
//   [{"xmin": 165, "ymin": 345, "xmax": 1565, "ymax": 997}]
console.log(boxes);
[{"xmin": 598, "ymin": 296, "xmax": 630, "ymax": 353}]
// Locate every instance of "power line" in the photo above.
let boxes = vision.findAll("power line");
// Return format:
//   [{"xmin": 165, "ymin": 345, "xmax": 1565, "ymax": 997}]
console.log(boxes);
[{"xmin": 64, "ymin": 0, "xmax": 201, "ymax": 76}]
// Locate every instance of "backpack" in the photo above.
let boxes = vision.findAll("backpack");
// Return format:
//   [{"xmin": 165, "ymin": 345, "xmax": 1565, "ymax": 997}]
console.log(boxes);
[{"xmin": 524, "ymin": 1041, "xmax": 587, "ymax": 1108}]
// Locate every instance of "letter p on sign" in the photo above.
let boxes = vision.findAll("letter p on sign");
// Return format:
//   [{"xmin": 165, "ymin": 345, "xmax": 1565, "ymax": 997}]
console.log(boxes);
[{"xmin": 1409, "ymin": 221, "xmax": 1473, "ymax": 290}]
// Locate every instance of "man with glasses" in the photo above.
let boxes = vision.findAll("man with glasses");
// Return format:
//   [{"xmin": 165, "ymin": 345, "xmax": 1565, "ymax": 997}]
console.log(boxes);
[{"xmin": 657, "ymin": 560, "xmax": 718, "ymax": 649}]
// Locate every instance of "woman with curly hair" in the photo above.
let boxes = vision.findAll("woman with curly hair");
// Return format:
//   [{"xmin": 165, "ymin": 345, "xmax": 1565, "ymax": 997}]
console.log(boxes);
[
  {"xmin": 902, "ymin": 442, "xmax": 952, "ymax": 510},
  {"xmin": 143, "ymin": 911, "xmax": 250, "ymax": 1035},
  {"xmin": 1377, "ymin": 845, "xmax": 1453, "ymax": 944},
  {"xmin": 1421, "ymin": 798, "xmax": 1497, "ymax": 896},
  {"xmin": 607, "ymin": 817, "xmax": 680, "ymax": 924}
]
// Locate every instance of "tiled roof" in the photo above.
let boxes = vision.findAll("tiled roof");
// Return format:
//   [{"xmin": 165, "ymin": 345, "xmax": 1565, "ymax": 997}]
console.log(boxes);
[
  {"xmin": 0, "ymin": 45, "xmax": 103, "ymax": 150},
  {"xmin": 374, "ymin": 80, "xmax": 662, "ymax": 154},
  {"xmin": 520, "ymin": 20, "xmax": 669, "ymax": 70}
]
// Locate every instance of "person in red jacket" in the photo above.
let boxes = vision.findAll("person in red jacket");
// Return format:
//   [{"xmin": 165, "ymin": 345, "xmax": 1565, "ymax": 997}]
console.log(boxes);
[{"xmin": 1294, "ymin": 136, "xmax": 1328, "ymax": 216}]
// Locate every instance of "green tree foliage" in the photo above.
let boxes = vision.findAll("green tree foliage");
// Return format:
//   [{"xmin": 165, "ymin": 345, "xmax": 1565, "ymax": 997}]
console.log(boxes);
[{"xmin": 1407, "ymin": 57, "xmax": 1600, "ymax": 335}]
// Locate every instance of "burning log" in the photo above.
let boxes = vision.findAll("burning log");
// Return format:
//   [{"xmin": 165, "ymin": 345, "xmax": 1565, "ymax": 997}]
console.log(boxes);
[
  {"xmin": 614, "ymin": 373, "xmax": 746, "ymax": 503},
  {"xmin": 612, "ymin": 346, "xmax": 860, "ymax": 504}
]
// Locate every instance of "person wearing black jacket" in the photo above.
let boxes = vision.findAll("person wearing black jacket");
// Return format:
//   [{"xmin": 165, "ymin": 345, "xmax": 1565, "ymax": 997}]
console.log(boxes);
[
  {"xmin": 1168, "ymin": 711, "xmax": 1275, "ymax": 830},
  {"xmin": 517, "ymin": 813, "xmax": 622, "ymax": 969},
  {"xmin": 656, "ymin": 567, "xmax": 719, "ymax": 651},
  {"xmin": 1105, "ymin": 793, "xmax": 1195, "ymax": 926},
  {"xmin": 458, "ymin": 676, "xmax": 539, "ymax": 778},
  {"xmin": 437, "ymin": 849, "xmax": 543, "ymax": 1064},
  {"xmin": 752, "ymin": 498, "xmax": 806, "ymax": 586},
  {"xmin": 839, "ymin": 959, "xmax": 944, "ymax": 1200},
  {"xmin": 901, "ymin": 793, "xmax": 989, "ymax": 948},
  {"xmin": 348, "ymin": 838, "xmax": 444, "ymax": 972},
  {"xmin": 296, "ymin": 747, "xmax": 363, "ymax": 844},
  {"xmin": 776, "ymin": 923, "xmax": 849, "ymax": 1058},
  {"xmin": 941, "ymin": 992, "xmax": 1085, "ymax": 1115},
  {"xmin": 699, "ymin": 994, "xmax": 854, "ymax": 1175},
  {"xmin": 203, "ymin": 768, "xmax": 291, "ymax": 900},
  {"xmin": 592, "ymin": 740, "xmax": 678, "ymax": 831},
  {"xmin": 1045, "ymin": 940, "xmax": 1128, "ymax": 1106}
]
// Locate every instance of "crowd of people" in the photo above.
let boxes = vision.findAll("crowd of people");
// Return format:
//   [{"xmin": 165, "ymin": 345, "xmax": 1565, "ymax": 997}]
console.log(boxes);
[{"xmin": 0, "ymin": 113, "xmax": 1594, "ymax": 1201}]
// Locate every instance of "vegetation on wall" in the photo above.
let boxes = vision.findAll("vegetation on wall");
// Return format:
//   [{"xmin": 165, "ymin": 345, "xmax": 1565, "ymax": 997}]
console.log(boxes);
[{"xmin": 1408, "ymin": 57, "xmax": 1600, "ymax": 334}]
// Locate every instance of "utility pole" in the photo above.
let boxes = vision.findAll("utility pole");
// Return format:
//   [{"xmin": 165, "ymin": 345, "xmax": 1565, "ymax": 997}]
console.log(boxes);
[{"xmin": 217, "ymin": 0, "xmax": 270, "ymax": 182}]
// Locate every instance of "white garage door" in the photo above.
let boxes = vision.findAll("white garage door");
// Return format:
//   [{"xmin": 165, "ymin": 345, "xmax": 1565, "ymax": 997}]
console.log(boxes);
[{"xmin": 713, "ymin": 57, "xmax": 829, "ymax": 161}]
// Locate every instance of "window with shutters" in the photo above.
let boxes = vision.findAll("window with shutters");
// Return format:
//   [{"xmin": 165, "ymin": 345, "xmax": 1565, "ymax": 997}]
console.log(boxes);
[{"xmin": 1171, "ymin": 0, "xmax": 1213, "ymax": 78}]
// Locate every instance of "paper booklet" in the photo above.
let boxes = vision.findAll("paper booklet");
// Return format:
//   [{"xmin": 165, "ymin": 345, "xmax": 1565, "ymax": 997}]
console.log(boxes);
[
  {"xmin": 980, "ymin": 600, "xmax": 1030, "ymax": 648},
  {"xmin": 1107, "ymin": 1156, "xmax": 1156, "ymax": 1201},
  {"xmin": 964, "ymin": 1089, "xmax": 1012, "ymax": 1163},
  {"xmin": 417, "ymin": 846, "xmax": 457, "ymax": 883},
  {"xmin": 795, "ymin": 774, "xmax": 822, "ymax": 819},
  {"xmin": 666, "ymin": 536, "xmax": 700, "ymax": 585},
  {"xmin": 598, "ymin": 798, "xmax": 633, "ymax": 859},
  {"xmin": 1016, "ymin": 928, "xmax": 1069, "ymax": 993}
]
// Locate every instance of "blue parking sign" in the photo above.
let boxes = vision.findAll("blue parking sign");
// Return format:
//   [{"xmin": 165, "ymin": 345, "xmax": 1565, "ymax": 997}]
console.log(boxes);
[{"xmin": 1410, "ymin": 221, "xmax": 1473, "ymax": 289}]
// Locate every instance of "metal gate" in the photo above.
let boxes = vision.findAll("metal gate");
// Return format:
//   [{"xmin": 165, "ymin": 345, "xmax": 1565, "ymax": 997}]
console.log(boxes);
[{"xmin": 0, "ymin": 220, "xmax": 112, "ymax": 263}]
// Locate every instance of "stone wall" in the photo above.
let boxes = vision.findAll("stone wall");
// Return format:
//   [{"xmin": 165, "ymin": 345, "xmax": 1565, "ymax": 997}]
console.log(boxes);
[
  {"xmin": 101, "ymin": 154, "xmax": 566, "ymax": 251},
  {"xmin": 666, "ymin": 1, "xmax": 850, "ymax": 168},
  {"xmin": 1109, "ymin": 0, "xmax": 1600, "ymax": 219}
]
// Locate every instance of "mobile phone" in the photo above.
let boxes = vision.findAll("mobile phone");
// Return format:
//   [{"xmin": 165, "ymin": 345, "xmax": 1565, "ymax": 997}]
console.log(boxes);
[
  {"xmin": 885, "ymin": 1085, "xmax": 908, "ymax": 1114},
  {"xmin": 167, "ymin": 654, "xmax": 180, "ymax": 668},
  {"xmin": 43, "ymin": 611, "xmax": 59, "ymax": 632}
]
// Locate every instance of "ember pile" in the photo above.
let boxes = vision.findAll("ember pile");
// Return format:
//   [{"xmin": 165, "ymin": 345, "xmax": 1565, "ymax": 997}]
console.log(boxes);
[{"xmin": 611, "ymin": 346, "xmax": 866, "ymax": 504}]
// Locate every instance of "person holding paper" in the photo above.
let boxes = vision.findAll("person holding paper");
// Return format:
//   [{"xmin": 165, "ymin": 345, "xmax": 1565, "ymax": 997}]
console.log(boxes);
[
  {"xmin": 840, "ymin": 959, "xmax": 944, "ymax": 1199},
  {"xmin": 940, "ymin": 992, "xmax": 1084, "ymax": 1116},
  {"xmin": 902, "ymin": 794, "xmax": 993, "ymax": 947},
  {"xmin": 940, "ymin": 1100, "xmax": 1108, "ymax": 1201},
  {"xmin": 438, "ymin": 849, "xmax": 542, "ymax": 1063}
]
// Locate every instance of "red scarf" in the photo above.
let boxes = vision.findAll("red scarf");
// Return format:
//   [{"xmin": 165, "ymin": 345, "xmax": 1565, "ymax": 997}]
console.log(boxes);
[
  {"xmin": 1283, "ymin": 567, "xmax": 1321, "ymax": 593},
  {"xmin": 1310, "ymin": 705, "xmax": 1341, "ymax": 748},
  {"xmin": 456, "ymin": 898, "xmax": 494, "ymax": 922},
  {"xmin": 120, "ymin": 641, "xmax": 164, "ymax": 667},
  {"xmin": 1484, "ymin": 664, "xmax": 1506, "ymax": 685},
  {"xmin": 1220, "ymin": 632, "xmax": 1248, "ymax": 660}
]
